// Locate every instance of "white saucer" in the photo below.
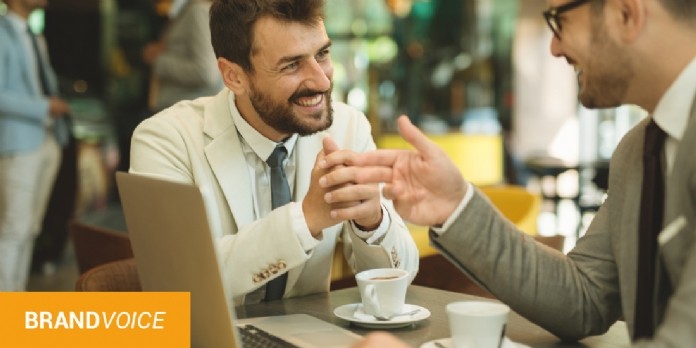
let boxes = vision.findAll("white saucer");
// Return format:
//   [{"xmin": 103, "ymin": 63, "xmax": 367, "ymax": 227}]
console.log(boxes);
[
  {"xmin": 333, "ymin": 303, "xmax": 430, "ymax": 329},
  {"xmin": 420, "ymin": 337, "xmax": 531, "ymax": 348}
]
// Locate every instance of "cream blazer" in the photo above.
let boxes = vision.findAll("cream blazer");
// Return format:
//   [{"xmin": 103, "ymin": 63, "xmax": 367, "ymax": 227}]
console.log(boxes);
[{"xmin": 130, "ymin": 89, "xmax": 419, "ymax": 304}]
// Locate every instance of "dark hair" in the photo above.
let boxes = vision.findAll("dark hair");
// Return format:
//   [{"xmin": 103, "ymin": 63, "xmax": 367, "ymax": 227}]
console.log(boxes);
[
  {"xmin": 659, "ymin": 0, "xmax": 696, "ymax": 21},
  {"xmin": 209, "ymin": 0, "xmax": 326, "ymax": 72}
]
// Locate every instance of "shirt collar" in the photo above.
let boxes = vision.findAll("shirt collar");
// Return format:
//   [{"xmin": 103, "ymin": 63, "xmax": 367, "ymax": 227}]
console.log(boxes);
[
  {"xmin": 227, "ymin": 93, "xmax": 298, "ymax": 161},
  {"xmin": 6, "ymin": 11, "xmax": 29, "ymax": 34},
  {"xmin": 652, "ymin": 56, "xmax": 696, "ymax": 141}
]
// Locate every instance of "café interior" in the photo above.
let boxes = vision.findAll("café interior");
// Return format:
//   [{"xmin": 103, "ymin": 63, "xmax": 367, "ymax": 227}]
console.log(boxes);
[
  {"xmin": 10, "ymin": 0, "xmax": 643, "ymax": 345},
  {"xmin": 18, "ymin": 0, "xmax": 647, "ymax": 291}
]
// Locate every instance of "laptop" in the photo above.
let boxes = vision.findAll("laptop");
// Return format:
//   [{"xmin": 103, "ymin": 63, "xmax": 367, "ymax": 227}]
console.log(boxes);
[{"xmin": 115, "ymin": 171, "xmax": 362, "ymax": 348}]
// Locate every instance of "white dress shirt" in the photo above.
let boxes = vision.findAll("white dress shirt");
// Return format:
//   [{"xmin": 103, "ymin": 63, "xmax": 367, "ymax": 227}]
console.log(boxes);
[
  {"xmin": 653, "ymin": 56, "xmax": 696, "ymax": 176},
  {"xmin": 228, "ymin": 95, "xmax": 390, "ymax": 248}
]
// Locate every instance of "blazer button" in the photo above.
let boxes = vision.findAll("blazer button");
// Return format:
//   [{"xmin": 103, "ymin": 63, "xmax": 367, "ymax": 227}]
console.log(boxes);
[
  {"xmin": 262, "ymin": 269, "xmax": 271, "ymax": 279},
  {"xmin": 269, "ymin": 264, "xmax": 279, "ymax": 274},
  {"xmin": 252, "ymin": 274, "xmax": 263, "ymax": 283},
  {"xmin": 277, "ymin": 260, "xmax": 287, "ymax": 269}
]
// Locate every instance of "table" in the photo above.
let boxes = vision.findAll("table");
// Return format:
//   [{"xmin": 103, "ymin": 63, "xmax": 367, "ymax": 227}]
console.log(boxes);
[{"xmin": 236, "ymin": 285, "xmax": 629, "ymax": 347}]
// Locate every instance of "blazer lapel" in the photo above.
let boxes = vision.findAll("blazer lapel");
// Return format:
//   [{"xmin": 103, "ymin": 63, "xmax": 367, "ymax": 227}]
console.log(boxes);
[{"xmin": 204, "ymin": 90, "xmax": 255, "ymax": 228}]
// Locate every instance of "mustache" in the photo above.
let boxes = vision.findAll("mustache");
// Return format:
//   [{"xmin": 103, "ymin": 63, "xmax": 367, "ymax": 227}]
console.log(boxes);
[{"xmin": 289, "ymin": 88, "xmax": 329, "ymax": 102}]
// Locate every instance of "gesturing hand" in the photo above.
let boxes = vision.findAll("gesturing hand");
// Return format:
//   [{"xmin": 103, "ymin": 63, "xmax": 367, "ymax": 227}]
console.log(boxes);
[
  {"xmin": 320, "ymin": 116, "xmax": 467, "ymax": 227},
  {"xmin": 302, "ymin": 137, "xmax": 382, "ymax": 235}
]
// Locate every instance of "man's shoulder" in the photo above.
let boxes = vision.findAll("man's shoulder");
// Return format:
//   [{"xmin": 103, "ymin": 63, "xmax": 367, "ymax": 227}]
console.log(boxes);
[
  {"xmin": 609, "ymin": 117, "xmax": 650, "ymax": 170},
  {"xmin": 136, "ymin": 97, "xmax": 213, "ymax": 135},
  {"xmin": 613, "ymin": 118, "xmax": 649, "ymax": 153},
  {"xmin": 328, "ymin": 101, "xmax": 370, "ymax": 128},
  {"xmin": 324, "ymin": 101, "xmax": 374, "ymax": 149},
  {"xmin": 0, "ymin": 17, "xmax": 15, "ymax": 40}
]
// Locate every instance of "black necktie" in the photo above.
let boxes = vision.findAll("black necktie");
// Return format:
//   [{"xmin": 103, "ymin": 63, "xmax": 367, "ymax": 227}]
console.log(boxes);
[
  {"xmin": 634, "ymin": 119, "xmax": 667, "ymax": 340},
  {"xmin": 264, "ymin": 145, "xmax": 291, "ymax": 301},
  {"xmin": 27, "ymin": 26, "xmax": 51, "ymax": 96}
]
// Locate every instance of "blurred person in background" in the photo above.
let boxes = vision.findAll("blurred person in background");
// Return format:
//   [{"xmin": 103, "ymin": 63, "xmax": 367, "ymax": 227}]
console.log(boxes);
[
  {"xmin": 142, "ymin": 0, "xmax": 223, "ymax": 113},
  {"xmin": 0, "ymin": 0, "xmax": 71, "ymax": 291}
]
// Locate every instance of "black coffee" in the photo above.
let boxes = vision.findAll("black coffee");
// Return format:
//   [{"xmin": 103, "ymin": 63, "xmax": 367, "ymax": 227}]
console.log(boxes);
[{"xmin": 369, "ymin": 276, "xmax": 398, "ymax": 281}]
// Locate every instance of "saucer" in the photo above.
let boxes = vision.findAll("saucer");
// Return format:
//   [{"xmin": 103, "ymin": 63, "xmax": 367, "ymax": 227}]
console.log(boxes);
[
  {"xmin": 333, "ymin": 303, "xmax": 430, "ymax": 329},
  {"xmin": 420, "ymin": 337, "xmax": 531, "ymax": 348}
]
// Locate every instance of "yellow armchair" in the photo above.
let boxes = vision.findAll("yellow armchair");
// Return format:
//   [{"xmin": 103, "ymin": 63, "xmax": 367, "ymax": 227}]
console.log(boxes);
[{"xmin": 478, "ymin": 184, "xmax": 541, "ymax": 236}]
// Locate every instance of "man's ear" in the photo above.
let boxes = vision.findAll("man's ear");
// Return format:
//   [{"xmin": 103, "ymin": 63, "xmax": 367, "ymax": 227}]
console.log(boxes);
[
  {"xmin": 613, "ymin": 0, "xmax": 645, "ymax": 42},
  {"xmin": 218, "ymin": 58, "xmax": 248, "ymax": 95}
]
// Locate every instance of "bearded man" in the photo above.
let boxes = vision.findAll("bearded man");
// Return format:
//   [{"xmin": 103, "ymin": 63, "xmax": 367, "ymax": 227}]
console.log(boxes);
[{"xmin": 129, "ymin": 0, "xmax": 418, "ymax": 304}]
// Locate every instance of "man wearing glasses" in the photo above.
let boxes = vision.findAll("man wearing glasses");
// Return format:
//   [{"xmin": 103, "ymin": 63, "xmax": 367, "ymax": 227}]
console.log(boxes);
[{"xmin": 345, "ymin": 0, "xmax": 696, "ymax": 346}]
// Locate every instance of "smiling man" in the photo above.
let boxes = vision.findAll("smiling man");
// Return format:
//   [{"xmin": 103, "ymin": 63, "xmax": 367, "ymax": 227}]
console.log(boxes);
[
  {"xmin": 326, "ymin": 0, "xmax": 696, "ymax": 347},
  {"xmin": 128, "ymin": 0, "xmax": 418, "ymax": 304}
]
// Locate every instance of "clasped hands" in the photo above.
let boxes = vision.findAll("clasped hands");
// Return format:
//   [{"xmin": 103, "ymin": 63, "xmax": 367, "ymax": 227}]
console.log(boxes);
[{"xmin": 302, "ymin": 137, "xmax": 382, "ymax": 236}]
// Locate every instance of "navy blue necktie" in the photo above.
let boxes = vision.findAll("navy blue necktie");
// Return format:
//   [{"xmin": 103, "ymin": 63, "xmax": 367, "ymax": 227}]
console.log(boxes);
[
  {"xmin": 264, "ymin": 145, "xmax": 290, "ymax": 301},
  {"xmin": 634, "ymin": 119, "xmax": 667, "ymax": 339}
]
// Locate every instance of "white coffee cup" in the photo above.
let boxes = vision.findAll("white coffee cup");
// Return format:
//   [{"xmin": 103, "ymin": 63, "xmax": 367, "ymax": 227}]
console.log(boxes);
[
  {"xmin": 446, "ymin": 301, "xmax": 509, "ymax": 348},
  {"xmin": 355, "ymin": 268, "xmax": 409, "ymax": 318}
]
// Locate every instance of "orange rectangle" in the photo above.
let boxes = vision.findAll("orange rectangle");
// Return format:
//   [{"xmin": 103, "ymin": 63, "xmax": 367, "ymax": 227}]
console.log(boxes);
[{"xmin": 0, "ymin": 292, "xmax": 189, "ymax": 348}]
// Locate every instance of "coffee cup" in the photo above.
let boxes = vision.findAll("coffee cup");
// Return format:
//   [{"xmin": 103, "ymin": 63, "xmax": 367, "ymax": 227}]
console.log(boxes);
[
  {"xmin": 355, "ymin": 268, "xmax": 409, "ymax": 318},
  {"xmin": 446, "ymin": 301, "xmax": 509, "ymax": 348}
]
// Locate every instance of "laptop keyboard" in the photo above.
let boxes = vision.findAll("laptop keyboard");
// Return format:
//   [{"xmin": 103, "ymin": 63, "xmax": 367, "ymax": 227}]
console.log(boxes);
[{"xmin": 239, "ymin": 325, "xmax": 299, "ymax": 348}]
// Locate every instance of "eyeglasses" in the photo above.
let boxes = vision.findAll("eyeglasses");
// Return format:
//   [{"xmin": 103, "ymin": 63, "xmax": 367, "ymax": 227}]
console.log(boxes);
[{"xmin": 543, "ymin": 0, "xmax": 592, "ymax": 39}]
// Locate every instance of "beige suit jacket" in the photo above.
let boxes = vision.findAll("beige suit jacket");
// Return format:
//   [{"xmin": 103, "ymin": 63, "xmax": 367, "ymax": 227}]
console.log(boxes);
[
  {"xmin": 130, "ymin": 89, "xmax": 418, "ymax": 304},
  {"xmin": 432, "ymin": 108, "xmax": 696, "ymax": 346}
]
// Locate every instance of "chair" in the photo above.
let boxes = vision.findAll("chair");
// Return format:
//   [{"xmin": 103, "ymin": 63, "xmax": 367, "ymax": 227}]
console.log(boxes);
[
  {"xmin": 478, "ymin": 184, "xmax": 542, "ymax": 235},
  {"xmin": 69, "ymin": 219, "xmax": 133, "ymax": 274},
  {"xmin": 75, "ymin": 258, "xmax": 141, "ymax": 291}
]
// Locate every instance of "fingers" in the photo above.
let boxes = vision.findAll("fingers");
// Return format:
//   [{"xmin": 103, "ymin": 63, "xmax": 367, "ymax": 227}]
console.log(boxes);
[
  {"xmin": 381, "ymin": 184, "xmax": 398, "ymax": 200},
  {"xmin": 328, "ymin": 194, "xmax": 381, "ymax": 222},
  {"xmin": 324, "ymin": 183, "xmax": 379, "ymax": 205},
  {"xmin": 322, "ymin": 136, "xmax": 340, "ymax": 155},
  {"xmin": 320, "ymin": 148, "xmax": 404, "ymax": 169},
  {"xmin": 397, "ymin": 115, "xmax": 438, "ymax": 160},
  {"xmin": 319, "ymin": 166, "xmax": 393, "ymax": 187}
]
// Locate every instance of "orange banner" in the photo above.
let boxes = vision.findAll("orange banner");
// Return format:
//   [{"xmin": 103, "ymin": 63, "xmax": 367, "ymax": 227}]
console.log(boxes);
[{"xmin": 0, "ymin": 292, "xmax": 189, "ymax": 347}]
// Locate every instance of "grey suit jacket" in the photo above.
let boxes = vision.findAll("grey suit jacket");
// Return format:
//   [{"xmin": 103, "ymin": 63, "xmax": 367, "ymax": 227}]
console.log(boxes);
[
  {"xmin": 151, "ymin": 0, "xmax": 223, "ymax": 111},
  {"xmin": 130, "ymin": 89, "xmax": 419, "ymax": 305},
  {"xmin": 0, "ymin": 14, "xmax": 69, "ymax": 155},
  {"xmin": 432, "ymin": 109, "xmax": 696, "ymax": 346}
]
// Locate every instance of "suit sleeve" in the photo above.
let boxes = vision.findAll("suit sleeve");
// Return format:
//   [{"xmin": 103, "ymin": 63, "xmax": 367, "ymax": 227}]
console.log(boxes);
[{"xmin": 431, "ymin": 187, "xmax": 622, "ymax": 340}]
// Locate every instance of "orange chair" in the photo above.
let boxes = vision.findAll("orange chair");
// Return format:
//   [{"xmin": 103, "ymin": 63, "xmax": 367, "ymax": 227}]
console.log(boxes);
[
  {"xmin": 75, "ymin": 258, "xmax": 141, "ymax": 291},
  {"xmin": 69, "ymin": 219, "xmax": 133, "ymax": 274},
  {"xmin": 478, "ymin": 184, "xmax": 542, "ymax": 235}
]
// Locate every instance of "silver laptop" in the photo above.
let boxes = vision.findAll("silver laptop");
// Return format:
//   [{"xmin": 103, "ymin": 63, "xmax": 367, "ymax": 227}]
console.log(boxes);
[{"xmin": 115, "ymin": 171, "xmax": 361, "ymax": 348}]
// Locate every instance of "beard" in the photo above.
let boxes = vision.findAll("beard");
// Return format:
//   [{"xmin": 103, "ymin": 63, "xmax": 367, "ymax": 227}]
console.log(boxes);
[
  {"xmin": 248, "ymin": 82, "xmax": 334, "ymax": 136},
  {"xmin": 577, "ymin": 19, "xmax": 633, "ymax": 109}
]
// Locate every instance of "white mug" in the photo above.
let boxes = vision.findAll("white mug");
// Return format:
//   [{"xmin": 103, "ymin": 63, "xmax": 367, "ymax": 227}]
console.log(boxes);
[
  {"xmin": 446, "ymin": 301, "xmax": 509, "ymax": 348},
  {"xmin": 355, "ymin": 268, "xmax": 409, "ymax": 318}
]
